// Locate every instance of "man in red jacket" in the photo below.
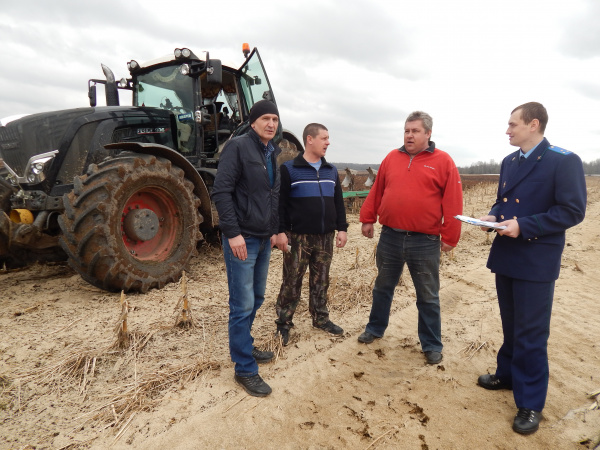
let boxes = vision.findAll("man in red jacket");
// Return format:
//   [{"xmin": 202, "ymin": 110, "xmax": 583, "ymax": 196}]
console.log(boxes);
[{"xmin": 358, "ymin": 111, "xmax": 463, "ymax": 365}]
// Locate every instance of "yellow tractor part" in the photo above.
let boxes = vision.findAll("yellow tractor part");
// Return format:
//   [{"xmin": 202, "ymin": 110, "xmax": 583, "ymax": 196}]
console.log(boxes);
[{"xmin": 9, "ymin": 209, "xmax": 34, "ymax": 224}]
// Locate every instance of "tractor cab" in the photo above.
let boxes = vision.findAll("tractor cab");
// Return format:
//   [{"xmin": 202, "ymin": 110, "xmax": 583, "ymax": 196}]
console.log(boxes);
[{"xmin": 88, "ymin": 45, "xmax": 281, "ymax": 171}]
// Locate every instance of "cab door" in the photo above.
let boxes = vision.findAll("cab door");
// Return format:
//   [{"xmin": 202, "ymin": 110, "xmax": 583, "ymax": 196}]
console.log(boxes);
[
  {"xmin": 236, "ymin": 48, "xmax": 285, "ymax": 144},
  {"xmin": 237, "ymin": 48, "xmax": 277, "ymax": 115}
]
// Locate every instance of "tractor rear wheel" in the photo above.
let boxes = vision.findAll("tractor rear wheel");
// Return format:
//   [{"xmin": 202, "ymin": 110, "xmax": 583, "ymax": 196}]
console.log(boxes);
[{"xmin": 58, "ymin": 154, "xmax": 202, "ymax": 293}]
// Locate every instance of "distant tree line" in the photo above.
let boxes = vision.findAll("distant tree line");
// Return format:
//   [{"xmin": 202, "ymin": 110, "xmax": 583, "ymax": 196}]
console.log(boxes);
[
  {"xmin": 458, "ymin": 159, "xmax": 501, "ymax": 174},
  {"xmin": 582, "ymin": 158, "xmax": 600, "ymax": 175},
  {"xmin": 458, "ymin": 158, "xmax": 600, "ymax": 175}
]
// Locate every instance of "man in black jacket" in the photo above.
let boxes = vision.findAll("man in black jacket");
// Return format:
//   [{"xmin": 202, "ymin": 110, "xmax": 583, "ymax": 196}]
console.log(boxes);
[
  {"xmin": 274, "ymin": 123, "xmax": 348, "ymax": 346},
  {"xmin": 212, "ymin": 100, "xmax": 281, "ymax": 397}
]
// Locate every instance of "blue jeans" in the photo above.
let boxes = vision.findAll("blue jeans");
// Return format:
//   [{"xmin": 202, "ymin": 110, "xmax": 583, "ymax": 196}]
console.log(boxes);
[
  {"xmin": 365, "ymin": 226, "xmax": 442, "ymax": 352},
  {"xmin": 222, "ymin": 235, "xmax": 272, "ymax": 377}
]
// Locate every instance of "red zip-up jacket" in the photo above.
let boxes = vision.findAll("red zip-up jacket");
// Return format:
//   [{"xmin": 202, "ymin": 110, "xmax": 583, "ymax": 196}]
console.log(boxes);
[{"xmin": 359, "ymin": 143, "xmax": 463, "ymax": 247}]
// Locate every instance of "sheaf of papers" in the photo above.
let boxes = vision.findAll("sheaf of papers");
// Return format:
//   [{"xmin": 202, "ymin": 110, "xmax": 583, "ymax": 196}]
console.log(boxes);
[{"xmin": 454, "ymin": 215, "xmax": 507, "ymax": 230}]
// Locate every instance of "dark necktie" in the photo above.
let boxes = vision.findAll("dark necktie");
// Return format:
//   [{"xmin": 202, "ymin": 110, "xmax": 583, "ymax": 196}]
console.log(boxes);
[{"xmin": 519, "ymin": 155, "xmax": 525, "ymax": 166}]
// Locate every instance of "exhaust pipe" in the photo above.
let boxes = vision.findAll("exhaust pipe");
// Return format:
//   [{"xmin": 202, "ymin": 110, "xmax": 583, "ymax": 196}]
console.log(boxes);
[{"xmin": 102, "ymin": 64, "xmax": 120, "ymax": 106}]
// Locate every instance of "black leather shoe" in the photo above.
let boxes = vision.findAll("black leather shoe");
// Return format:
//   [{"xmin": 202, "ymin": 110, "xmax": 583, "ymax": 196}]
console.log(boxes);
[
  {"xmin": 425, "ymin": 351, "xmax": 443, "ymax": 365},
  {"xmin": 513, "ymin": 408, "xmax": 542, "ymax": 434},
  {"xmin": 314, "ymin": 320, "xmax": 344, "ymax": 335},
  {"xmin": 477, "ymin": 374, "xmax": 512, "ymax": 390},
  {"xmin": 357, "ymin": 331, "xmax": 380, "ymax": 344},
  {"xmin": 252, "ymin": 347, "xmax": 274, "ymax": 364},
  {"xmin": 277, "ymin": 327, "xmax": 290, "ymax": 346},
  {"xmin": 234, "ymin": 374, "xmax": 272, "ymax": 397}
]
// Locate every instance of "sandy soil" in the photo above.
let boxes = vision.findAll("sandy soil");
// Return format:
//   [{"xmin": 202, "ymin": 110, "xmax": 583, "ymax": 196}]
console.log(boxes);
[{"xmin": 1, "ymin": 178, "xmax": 599, "ymax": 450}]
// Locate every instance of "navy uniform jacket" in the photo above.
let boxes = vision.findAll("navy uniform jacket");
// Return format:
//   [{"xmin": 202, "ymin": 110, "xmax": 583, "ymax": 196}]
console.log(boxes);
[{"xmin": 487, "ymin": 138, "xmax": 586, "ymax": 282}]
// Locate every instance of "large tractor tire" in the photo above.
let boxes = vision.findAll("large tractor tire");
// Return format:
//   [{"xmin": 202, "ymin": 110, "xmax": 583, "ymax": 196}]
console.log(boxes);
[
  {"xmin": 276, "ymin": 132, "xmax": 303, "ymax": 166},
  {"xmin": 58, "ymin": 154, "xmax": 202, "ymax": 293}
]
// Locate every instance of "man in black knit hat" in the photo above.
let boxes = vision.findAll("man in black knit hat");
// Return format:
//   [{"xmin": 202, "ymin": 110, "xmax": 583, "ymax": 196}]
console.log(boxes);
[{"xmin": 212, "ymin": 100, "xmax": 281, "ymax": 397}]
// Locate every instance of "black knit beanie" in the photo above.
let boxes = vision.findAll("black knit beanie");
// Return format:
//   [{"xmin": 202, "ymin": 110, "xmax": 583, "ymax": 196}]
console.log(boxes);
[{"xmin": 249, "ymin": 100, "xmax": 279, "ymax": 124}]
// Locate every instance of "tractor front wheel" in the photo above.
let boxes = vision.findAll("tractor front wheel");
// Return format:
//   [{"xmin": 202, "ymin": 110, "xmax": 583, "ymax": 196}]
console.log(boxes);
[{"xmin": 59, "ymin": 154, "xmax": 202, "ymax": 292}]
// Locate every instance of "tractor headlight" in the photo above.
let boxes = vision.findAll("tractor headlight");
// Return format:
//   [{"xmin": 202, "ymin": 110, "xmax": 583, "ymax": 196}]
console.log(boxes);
[
  {"xmin": 179, "ymin": 64, "xmax": 190, "ymax": 76},
  {"xmin": 16, "ymin": 151, "xmax": 58, "ymax": 185},
  {"xmin": 174, "ymin": 48, "xmax": 192, "ymax": 59},
  {"xmin": 127, "ymin": 60, "xmax": 139, "ymax": 72},
  {"xmin": 32, "ymin": 163, "xmax": 45, "ymax": 174}
]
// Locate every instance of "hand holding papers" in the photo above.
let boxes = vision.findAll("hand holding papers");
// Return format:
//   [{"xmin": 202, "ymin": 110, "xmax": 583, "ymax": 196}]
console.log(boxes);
[{"xmin": 454, "ymin": 215, "xmax": 507, "ymax": 230}]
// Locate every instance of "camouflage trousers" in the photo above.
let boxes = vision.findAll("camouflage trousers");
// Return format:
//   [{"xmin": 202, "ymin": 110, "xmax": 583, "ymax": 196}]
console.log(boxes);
[{"xmin": 275, "ymin": 231, "xmax": 334, "ymax": 329}]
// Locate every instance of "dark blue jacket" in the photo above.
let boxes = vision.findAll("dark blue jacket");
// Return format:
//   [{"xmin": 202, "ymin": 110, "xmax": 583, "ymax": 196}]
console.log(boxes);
[
  {"xmin": 278, "ymin": 154, "xmax": 348, "ymax": 235},
  {"xmin": 487, "ymin": 138, "xmax": 586, "ymax": 282},
  {"xmin": 212, "ymin": 129, "xmax": 281, "ymax": 239}
]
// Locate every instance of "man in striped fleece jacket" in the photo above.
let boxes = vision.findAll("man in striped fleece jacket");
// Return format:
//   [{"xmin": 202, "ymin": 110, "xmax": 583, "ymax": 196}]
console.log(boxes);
[{"xmin": 275, "ymin": 123, "xmax": 348, "ymax": 346}]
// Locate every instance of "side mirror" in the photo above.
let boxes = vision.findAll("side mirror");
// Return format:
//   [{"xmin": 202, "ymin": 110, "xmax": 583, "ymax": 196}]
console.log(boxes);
[
  {"xmin": 88, "ymin": 83, "xmax": 97, "ymax": 107},
  {"xmin": 207, "ymin": 59, "xmax": 222, "ymax": 87}
]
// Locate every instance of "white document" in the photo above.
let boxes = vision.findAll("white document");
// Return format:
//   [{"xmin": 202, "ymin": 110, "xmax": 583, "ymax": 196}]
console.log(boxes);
[{"xmin": 454, "ymin": 215, "xmax": 507, "ymax": 230}]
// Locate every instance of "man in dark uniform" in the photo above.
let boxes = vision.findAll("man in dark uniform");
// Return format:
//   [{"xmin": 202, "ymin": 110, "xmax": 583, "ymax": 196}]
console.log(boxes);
[{"xmin": 477, "ymin": 102, "xmax": 586, "ymax": 434}]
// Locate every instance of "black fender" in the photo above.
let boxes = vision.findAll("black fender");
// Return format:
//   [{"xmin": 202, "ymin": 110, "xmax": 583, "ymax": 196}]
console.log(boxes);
[
  {"xmin": 196, "ymin": 167, "xmax": 217, "ymax": 184},
  {"xmin": 103, "ymin": 142, "xmax": 214, "ymax": 233}
]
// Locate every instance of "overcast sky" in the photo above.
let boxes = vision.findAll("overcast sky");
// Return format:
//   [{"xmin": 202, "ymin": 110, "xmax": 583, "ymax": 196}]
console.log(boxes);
[{"xmin": 1, "ymin": 0, "xmax": 598, "ymax": 166}]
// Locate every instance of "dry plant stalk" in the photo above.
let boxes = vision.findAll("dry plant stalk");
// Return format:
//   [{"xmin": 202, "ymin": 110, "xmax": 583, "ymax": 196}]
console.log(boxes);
[
  {"xmin": 0, "ymin": 374, "xmax": 10, "ymax": 388},
  {"xmin": 265, "ymin": 331, "xmax": 285, "ymax": 361},
  {"xmin": 485, "ymin": 232, "xmax": 492, "ymax": 245},
  {"xmin": 588, "ymin": 388, "xmax": 600, "ymax": 411},
  {"xmin": 349, "ymin": 247, "xmax": 360, "ymax": 270},
  {"xmin": 13, "ymin": 303, "xmax": 43, "ymax": 317},
  {"xmin": 16, "ymin": 331, "xmax": 157, "ymax": 406},
  {"xmin": 458, "ymin": 340, "xmax": 489, "ymax": 360},
  {"xmin": 365, "ymin": 427, "xmax": 398, "ymax": 449},
  {"xmin": 175, "ymin": 271, "xmax": 195, "ymax": 328},
  {"xmin": 114, "ymin": 290, "xmax": 130, "ymax": 348},
  {"xmin": 79, "ymin": 360, "xmax": 220, "ymax": 430},
  {"xmin": 588, "ymin": 388, "xmax": 600, "ymax": 398},
  {"xmin": 326, "ymin": 272, "xmax": 375, "ymax": 317},
  {"xmin": 443, "ymin": 374, "xmax": 459, "ymax": 388},
  {"xmin": 15, "ymin": 345, "xmax": 105, "ymax": 397}
]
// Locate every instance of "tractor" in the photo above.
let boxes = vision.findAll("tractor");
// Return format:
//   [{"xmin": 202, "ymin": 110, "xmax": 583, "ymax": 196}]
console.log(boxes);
[{"xmin": 0, "ymin": 45, "xmax": 303, "ymax": 292}]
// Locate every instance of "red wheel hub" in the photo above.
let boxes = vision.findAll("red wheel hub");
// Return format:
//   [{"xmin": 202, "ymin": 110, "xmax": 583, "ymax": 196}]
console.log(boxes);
[{"xmin": 121, "ymin": 187, "xmax": 180, "ymax": 260}]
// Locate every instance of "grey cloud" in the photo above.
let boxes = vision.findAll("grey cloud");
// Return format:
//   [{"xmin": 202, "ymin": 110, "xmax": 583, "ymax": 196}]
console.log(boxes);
[
  {"xmin": 1, "ymin": 0, "xmax": 154, "ymax": 31},
  {"xmin": 251, "ymin": 1, "xmax": 420, "ymax": 80},
  {"xmin": 571, "ymin": 81, "xmax": 600, "ymax": 101},
  {"xmin": 559, "ymin": 0, "xmax": 600, "ymax": 59}
]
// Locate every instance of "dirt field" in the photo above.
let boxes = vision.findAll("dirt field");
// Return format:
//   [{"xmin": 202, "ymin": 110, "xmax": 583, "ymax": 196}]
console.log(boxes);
[{"xmin": 1, "ymin": 177, "xmax": 599, "ymax": 450}]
